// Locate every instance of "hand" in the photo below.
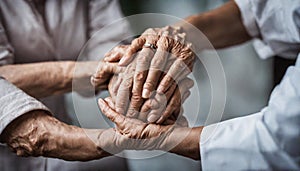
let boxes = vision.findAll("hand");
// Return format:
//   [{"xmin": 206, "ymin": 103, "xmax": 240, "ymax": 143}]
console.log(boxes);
[
  {"xmin": 107, "ymin": 61, "xmax": 193, "ymax": 124},
  {"xmin": 0, "ymin": 110, "xmax": 109, "ymax": 161},
  {"xmin": 98, "ymin": 98, "xmax": 201, "ymax": 160},
  {"xmin": 91, "ymin": 60, "xmax": 125, "ymax": 91},
  {"xmin": 105, "ymin": 26, "xmax": 195, "ymax": 122},
  {"xmin": 98, "ymin": 97, "xmax": 185, "ymax": 151},
  {"xmin": 138, "ymin": 77, "xmax": 194, "ymax": 123}
]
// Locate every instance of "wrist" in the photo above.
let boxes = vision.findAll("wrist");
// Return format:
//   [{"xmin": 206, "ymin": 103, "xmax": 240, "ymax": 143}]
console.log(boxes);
[
  {"xmin": 44, "ymin": 121, "xmax": 110, "ymax": 161},
  {"xmin": 162, "ymin": 126, "xmax": 202, "ymax": 160}
]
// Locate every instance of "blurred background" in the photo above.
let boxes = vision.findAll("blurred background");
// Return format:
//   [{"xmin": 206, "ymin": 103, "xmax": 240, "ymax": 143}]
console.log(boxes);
[{"xmin": 66, "ymin": 0, "xmax": 274, "ymax": 170}]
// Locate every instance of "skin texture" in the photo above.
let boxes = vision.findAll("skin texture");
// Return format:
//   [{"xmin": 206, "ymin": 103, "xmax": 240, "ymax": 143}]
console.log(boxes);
[
  {"xmin": 94, "ymin": 28, "xmax": 194, "ymax": 123},
  {"xmin": 99, "ymin": 1, "xmax": 250, "ymax": 124},
  {"xmin": 106, "ymin": 61, "xmax": 193, "ymax": 124},
  {"xmin": 178, "ymin": 0, "xmax": 251, "ymax": 49},
  {"xmin": 0, "ymin": 61, "xmax": 121, "ymax": 98},
  {"xmin": 0, "ymin": 103, "xmax": 200, "ymax": 161},
  {"xmin": 0, "ymin": 110, "xmax": 110, "ymax": 161},
  {"xmin": 98, "ymin": 98, "xmax": 202, "ymax": 160},
  {"xmin": 0, "ymin": 0, "xmax": 253, "ymax": 162},
  {"xmin": 0, "ymin": 60, "xmax": 125, "ymax": 160}
]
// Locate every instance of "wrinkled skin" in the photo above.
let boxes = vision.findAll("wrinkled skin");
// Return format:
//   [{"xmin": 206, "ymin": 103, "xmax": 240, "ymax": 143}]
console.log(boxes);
[
  {"xmin": 93, "ymin": 27, "xmax": 195, "ymax": 123},
  {"xmin": 98, "ymin": 98, "xmax": 201, "ymax": 160},
  {"xmin": 0, "ymin": 111, "xmax": 110, "ymax": 161},
  {"xmin": 107, "ymin": 60, "xmax": 193, "ymax": 124},
  {"xmin": 0, "ymin": 107, "xmax": 188, "ymax": 161},
  {"xmin": 97, "ymin": 98, "xmax": 188, "ymax": 153}
]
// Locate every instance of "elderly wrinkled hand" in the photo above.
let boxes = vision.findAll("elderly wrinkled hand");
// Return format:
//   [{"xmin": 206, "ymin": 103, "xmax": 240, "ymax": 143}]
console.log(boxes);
[
  {"xmin": 99, "ymin": 26, "xmax": 195, "ymax": 123},
  {"xmin": 106, "ymin": 58, "xmax": 193, "ymax": 124},
  {"xmin": 97, "ymin": 97, "xmax": 189, "ymax": 152}
]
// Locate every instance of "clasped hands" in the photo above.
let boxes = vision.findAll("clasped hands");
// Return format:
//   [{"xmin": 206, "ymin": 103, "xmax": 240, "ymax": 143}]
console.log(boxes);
[
  {"xmin": 0, "ymin": 26, "xmax": 199, "ymax": 161},
  {"xmin": 91, "ymin": 26, "xmax": 197, "ymax": 154}
]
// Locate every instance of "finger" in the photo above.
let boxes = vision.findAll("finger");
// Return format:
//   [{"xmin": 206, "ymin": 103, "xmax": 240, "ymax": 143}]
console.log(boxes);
[
  {"xmin": 105, "ymin": 97, "xmax": 115, "ymax": 109},
  {"xmin": 108, "ymin": 75, "xmax": 118, "ymax": 101},
  {"xmin": 115, "ymin": 76, "xmax": 133, "ymax": 115},
  {"xmin": 112, "ymin": 76, "xmax": 123, "ymax": 96},
  {"xmin": 156, "ymin": 88, "xmax": 181, "ymax": 124},
  {"xmin": 115, "ymin": 61, "xmax": 136, "ymax": 114},
  {"xmin": 141, "ymin": 82, "xmax": 176, "ymax": 123},
  {"xmin": 98, "ymin": 98, "xmax": 125, "ymax": 127},
  {"xmin": 138, "ymin": 98, "xmax": 160, "ymax": 122},
  {"xmin": 127, "ymin": 48, "xmax": 155, "ymax": 117},
  {"xmin": 91, "ymin": 62, "xmax": 124, "ymax": 87},
  {"xmin": 142, "ymin": 36, "xmax": 170, "ymax": 98},
  {"xmin": 126, "ymin": 94, "xmax": 144, "ymax": 118},
  {"xmin": 104, "ymin": 45, "xmax": 129, "ymax": 62},
  {"xmin": 163, "ymin": 81, "xmax": 177, "ymax": 100},
  {"xmin": 119, "ymin": 38, "xmax": 146, "ymax": 66},
  {"xmin": 175, "ymin": 54, "xmax": 195, "ymax": 81},
  {"xmin": 156, "ymin": 78, "xmax": 192, "ymax": 124},
  {"xmin": 157, "ymin": 58, "xmax": 190, "ymax": 94},
  {"xmin": 147, "ymin": 93, "xmax": 168, "ymax": 123},
  {"xmin": 182, "ymin": 91, "xmax": 191, "ymax": 103}
]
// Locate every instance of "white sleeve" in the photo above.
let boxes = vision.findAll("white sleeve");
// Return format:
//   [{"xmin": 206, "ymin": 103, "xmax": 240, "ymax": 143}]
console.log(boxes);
[
  {"xmin": 0, "ymin": 78, "xmax": 51, "ymax": 136},
  {"xmin": 234, "ymin": 0, "xmax": 300, "ymax": 59},
  {"xmin": 200, "ymin": 55, "xmax": 300, "ymax": 170}
]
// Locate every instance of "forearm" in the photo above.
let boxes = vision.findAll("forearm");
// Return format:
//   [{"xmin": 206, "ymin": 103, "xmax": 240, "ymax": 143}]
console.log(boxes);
[
  {"xmin": 0, "ymin": 110, "xmax": 110, "ymax": 161},
  {"xmin": 164, "ymin": 126, "xmax": 203, "ymax": 160},
  {"xmin": 0, "ymin": 61, "xmax": 98, "ymax": 98},
  {"xmin": 175, "ymin": 1, "xmax": 251, "ymax": 49}
]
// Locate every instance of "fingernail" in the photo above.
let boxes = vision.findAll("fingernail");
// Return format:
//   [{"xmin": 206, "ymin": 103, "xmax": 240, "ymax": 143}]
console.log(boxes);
[
  {"xmin": 104, "ymin": 57, "xmax": 108, "ymax": 61},
  {"xmin": 142, "ymin": 89, "xmax": 151, "ymax": 98},
  {"xmin": 98, "ymin": 98, "xmax": 105, "ymax": 108},
  {"xmin": 147, "ymin": 115, "xmax": 160, "ymax": 123},
  {"xmin": 119, "ymin": 57, "xmax": 126, "ymax": 66}
]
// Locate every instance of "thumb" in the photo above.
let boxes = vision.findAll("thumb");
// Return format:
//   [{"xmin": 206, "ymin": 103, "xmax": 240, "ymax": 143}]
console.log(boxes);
[{"xmin": 98, "ymin": 98, "xmax": 125, "ymax": 127}]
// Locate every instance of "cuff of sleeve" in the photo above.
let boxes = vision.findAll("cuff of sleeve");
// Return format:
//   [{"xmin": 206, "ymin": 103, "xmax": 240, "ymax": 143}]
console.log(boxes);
[
  {"xmin": 234, "ymin": 0, "xmax": 260, "ymax": 37},
  {"xmin": 252, "ymin": 39, "xmax": 275, "ymax": 59},
  {"xmin": 0, "ymin": 79, "xmax": 52, "ymax": 135}
]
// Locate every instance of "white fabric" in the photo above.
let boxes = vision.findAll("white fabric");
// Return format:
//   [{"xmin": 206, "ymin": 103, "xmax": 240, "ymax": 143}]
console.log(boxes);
[
  {"xmin": 235, "ymin": 0, "xmax": 300, "ymax": 59},
  {"xmin": 200, "ymin": 55, "xmax": 300, "ymax": 170},
  {"xmin": 200, "ymin": 0, "xmax": 300, "ymax": 169},
  {"xmin": 0, "ymin": 78, "xmax": 51, "ymax": 133}
]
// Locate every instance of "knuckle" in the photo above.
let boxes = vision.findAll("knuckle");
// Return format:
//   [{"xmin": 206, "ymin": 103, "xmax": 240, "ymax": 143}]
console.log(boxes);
[
  {"xmin": 143, "ymin": 82, "xmax": 155, "ymax": 90},
  {"xmin": 137, "ymin": 53, "xmax": 152, "ymax": 64},
  {"xmin": 135, "ymin": 72, "xmax": 146, "ymax": 82},
  {"xmin": 131, "ymin": 93, "xmax": 143, "ymax": 103},
  {"xmin": 120, "ymin": 78, "xmax": 132, "ymax": 90},
  {"xmin": 151, "ymin": 56, "xmax": 166, "ymax": 68},
  {"xmin": 102, "ymin": 105, "xmax": 110, "ymax": 113},
  {"xmin": 157, "ymin": 37, "xmax": 170, "ymax": 50},
  {"xmin": 132, "ymin": 37, "xmax": 145, "ymax": 47},
  {"xmin": 164, "ymin": 75, "xmax": 174, "ymax": 84},
  {"xmin": 126, "ymin": 109, "xmax": 138, "ymax": 118}
]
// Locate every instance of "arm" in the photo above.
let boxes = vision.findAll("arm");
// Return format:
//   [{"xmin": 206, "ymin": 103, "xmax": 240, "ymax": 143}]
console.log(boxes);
[
  {"xmin": 0, "ymin": 76, "xmax": 121, "ymax": 161},
  {"xmin": 0, "ymin": 61, "xmax": 121, "ymax": 98},
  {"xmin": 0, "ymin": 61, "xmax": 96, "ymax": 98},
  {"xmin": 165, "ymin": 127, "xmax": 202, "ymax": 160},
  {"xmin": 198, "ymin": 59, "xmax": 300, "ymax": 170},
  {"xmin": 176, "ymin": 0, "xmax": 251, "ymax": 49},
  {"xmin": 0, "ymin": 110, "xmax": 110, "ymax": 161}
]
